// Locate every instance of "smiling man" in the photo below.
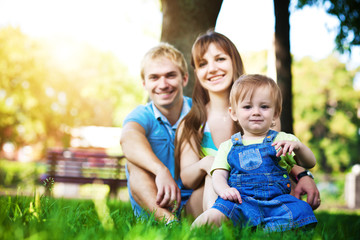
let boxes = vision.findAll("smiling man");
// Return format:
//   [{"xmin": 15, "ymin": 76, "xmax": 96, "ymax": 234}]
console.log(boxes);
[{"xmin": 120, "ymin": 43, "xmax": 200, "ymax": 223}]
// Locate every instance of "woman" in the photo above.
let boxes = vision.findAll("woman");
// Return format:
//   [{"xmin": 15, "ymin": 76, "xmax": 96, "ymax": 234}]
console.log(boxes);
[{"xmin": 175, "ymin": 30, "xmax": 320, "ymax": 215}]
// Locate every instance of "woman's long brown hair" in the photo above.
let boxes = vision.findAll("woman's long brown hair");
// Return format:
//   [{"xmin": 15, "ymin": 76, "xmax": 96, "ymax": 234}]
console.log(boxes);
[{"xmin": 174, "ymin": 30, "xmax": 245, "ymax": 179}]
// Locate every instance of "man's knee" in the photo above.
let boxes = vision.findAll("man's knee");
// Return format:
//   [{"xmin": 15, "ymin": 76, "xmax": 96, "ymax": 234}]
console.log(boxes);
[
  {"xmin": 128, "ymin": 162, "xmax": 154, "ymax": 186},
  {"xmin": 127, "ymin": 162, "xmax": 157, "ymax": 202}
]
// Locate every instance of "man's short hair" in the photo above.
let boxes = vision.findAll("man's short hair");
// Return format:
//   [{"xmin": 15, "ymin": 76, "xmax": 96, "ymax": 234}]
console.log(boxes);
[{"xmin": 140, "ymin": 42, "xmax": 188, "ymax": 80}]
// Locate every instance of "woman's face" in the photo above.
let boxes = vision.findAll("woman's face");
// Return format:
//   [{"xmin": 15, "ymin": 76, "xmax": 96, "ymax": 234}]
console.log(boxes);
[{"xmin": 194, "ymin": 43, "xmax": 233, "ymax": 94}]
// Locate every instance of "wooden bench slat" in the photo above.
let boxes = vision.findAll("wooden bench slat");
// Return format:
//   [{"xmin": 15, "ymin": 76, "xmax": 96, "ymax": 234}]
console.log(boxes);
[{"xmin": 44, "ymin": 149, "xmax": 127, "ymax": 197}]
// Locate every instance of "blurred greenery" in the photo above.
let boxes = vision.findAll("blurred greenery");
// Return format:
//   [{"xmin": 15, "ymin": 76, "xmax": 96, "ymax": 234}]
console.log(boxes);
[
  {"xmin": 293, "ymin": 56, "xmax": 360, "ymax": 173},
  {"xmin": 0, "ymin": 26, "xmax": 145, "ymax": 156},
  {"xmin": 0, "ymin": 159, "xmax": 45, "ymax": 189}
]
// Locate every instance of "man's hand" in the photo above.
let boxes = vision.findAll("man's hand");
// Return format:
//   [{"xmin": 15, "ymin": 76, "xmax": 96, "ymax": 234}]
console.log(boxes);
[
  {"xmin": 155, "ymin": 167, "xmax": 181, "ymax": 212},
  {"xmin": 219, "ymin": 187, "xmax": 242, "ymax": 203},
  {"xmin": 293, "ymin": 176, "xmax": 321, "ymax": 210}
]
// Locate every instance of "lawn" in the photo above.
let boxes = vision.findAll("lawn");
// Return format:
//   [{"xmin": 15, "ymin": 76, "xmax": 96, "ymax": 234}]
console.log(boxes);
[
  {"xmin": 1, "ymin": 194, "xmax": 359, "ymax": 240},
  {"xmin": 1, "ymin": 159, "xmax": 360, "ymax": 239}
]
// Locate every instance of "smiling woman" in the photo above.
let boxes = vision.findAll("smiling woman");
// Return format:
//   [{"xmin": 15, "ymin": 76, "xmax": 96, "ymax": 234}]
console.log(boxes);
[{"xmin": 193, "ymin": 43, "xmax": 234, "ymax": 94}]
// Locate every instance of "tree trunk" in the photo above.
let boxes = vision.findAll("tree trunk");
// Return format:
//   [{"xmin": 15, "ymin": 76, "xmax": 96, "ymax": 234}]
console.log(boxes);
[
  {"xmin": 161, "ymin": 0, "xmax": 223, "ymax": 97},
  {"xmin": 274, "ymin": 0, "xmax": 293, "ymax": 133}
]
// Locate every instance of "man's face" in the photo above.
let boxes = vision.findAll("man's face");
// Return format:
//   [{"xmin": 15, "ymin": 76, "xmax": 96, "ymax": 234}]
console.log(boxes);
[{"xmin": 143, "ymin": 56, "xmax": 188, "ymax": 111}]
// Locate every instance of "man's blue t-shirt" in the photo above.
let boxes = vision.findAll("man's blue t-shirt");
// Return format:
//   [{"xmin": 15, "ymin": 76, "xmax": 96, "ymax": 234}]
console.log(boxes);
[{"xmin": 123, "ymin": 96, "xmax": 193, "ymax": 216}]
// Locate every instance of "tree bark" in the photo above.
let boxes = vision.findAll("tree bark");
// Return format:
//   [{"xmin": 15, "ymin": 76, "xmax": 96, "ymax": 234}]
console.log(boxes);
[
  {"xmin": 274, "ymin": 0, "xmax": 293, "ymax": 133},
  {"xmin": 161, "ymin": 0, "xmax": 223, "ymax": 97}
]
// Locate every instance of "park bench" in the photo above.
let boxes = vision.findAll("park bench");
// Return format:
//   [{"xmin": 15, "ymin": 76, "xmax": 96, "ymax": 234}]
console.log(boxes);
[{"xmin": 44, "ymin": 148, "xmax": 127, "ymax": 197}]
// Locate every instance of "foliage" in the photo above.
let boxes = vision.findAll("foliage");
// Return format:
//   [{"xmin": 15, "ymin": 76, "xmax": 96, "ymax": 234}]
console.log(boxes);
[
  {"xmin": 292, "ymin": 56, "xmax": 360, "ymax": 172},
  {"xmin": 0, "ymin": 159, "xmax": 45, "ymax": 188},
  {"xmin": 0, "ymin": 26, "xmax": 144, "ymax": 154},
  {"xmin": 0, "ymin": 195, "xmax": 359, "ymax": 239},
  {"xmin": 296, "ymin": 0, "xmax": 360, "ymax": 54}
]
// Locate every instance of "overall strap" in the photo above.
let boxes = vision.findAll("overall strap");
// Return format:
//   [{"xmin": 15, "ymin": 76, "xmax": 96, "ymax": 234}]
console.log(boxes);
[
  {"xmin": 231, "ymin": 132, "xmax": 243, "ymax": 146},
  {"xmin": 263, "ymin": 129, "xmax": 279, "ymax": 144}
]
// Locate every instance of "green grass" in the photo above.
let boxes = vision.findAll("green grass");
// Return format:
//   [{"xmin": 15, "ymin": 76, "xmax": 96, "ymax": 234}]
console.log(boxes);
[
  {"xmin": 1, "ymin": 159, "xmax": 359, "ymax": 239},
  {"xmin": 0, "ymin": 195, "xmax": 359, "ymax": 240}
]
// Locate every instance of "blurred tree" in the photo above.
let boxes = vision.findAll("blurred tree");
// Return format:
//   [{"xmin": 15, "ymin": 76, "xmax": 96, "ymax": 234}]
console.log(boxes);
[
  {"xmin": 296, "ymin": 0, "xmax": 360, "ymax": 54},
  {"xmin": 160, "ymin": 0, "xmax": 223, "ymax": 97},
  {"xmin": 0, "ymin": 27, "xmax": 143, "ymax": 156},
  {"xmin": 0, "ymin": 27, "xmax": 45, "ymax": 151},
  {"xmin": 274, "ymin": 0, "xmax": 293, "ymax": 133},
  {"xmin": 293, "ymin": 56, "xmax": 360, "ymax": 172}
]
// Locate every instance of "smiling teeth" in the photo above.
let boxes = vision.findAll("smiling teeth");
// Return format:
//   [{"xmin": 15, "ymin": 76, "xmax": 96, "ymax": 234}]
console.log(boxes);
[{"xmin": 209, "ymin": 75, "xmax": 223, "ymax": 81}]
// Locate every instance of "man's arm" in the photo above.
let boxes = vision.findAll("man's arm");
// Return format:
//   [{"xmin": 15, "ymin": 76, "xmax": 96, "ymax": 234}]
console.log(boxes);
[
  {"xmin": 120, "ymin": 121, "xmax": 181, "ymax": 208},
  {"xmin": 290, "ymin": 165, "xmax": 320, "ymax": 210}
]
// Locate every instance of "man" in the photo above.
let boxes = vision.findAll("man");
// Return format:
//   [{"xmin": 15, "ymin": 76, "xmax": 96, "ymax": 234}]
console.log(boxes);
[
  {"xmin": 120, "ymin": 43, "xmax": 320, "ymax": 223},
  {"xmin": 120, "ymin": 43, "xmax": 201, "ymax": 222}
]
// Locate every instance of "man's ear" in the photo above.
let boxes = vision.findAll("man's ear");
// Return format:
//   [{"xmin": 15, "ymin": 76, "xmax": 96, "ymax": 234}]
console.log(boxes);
[
  {"xmin": 182, "ymin": 73, "xmax": 189, "ymax": 87},
  {"xmin": 229, "ymin": 107, "xmax": 238, "ymax": 122}
]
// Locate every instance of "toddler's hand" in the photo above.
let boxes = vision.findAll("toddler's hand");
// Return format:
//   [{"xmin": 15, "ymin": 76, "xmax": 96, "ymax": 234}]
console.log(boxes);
[
  {"xmin": 219, "ymin": 187, "xmax": 242, "ymax": 203},
  {"xmin": 272, "ymin": 140, "xmax": 301, "ymax": 157}
]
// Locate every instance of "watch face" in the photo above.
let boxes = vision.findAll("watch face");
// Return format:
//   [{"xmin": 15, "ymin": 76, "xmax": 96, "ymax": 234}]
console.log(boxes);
[{"xmin": 307, "ymin": 171, "xmax": 314, "ymax": 179}]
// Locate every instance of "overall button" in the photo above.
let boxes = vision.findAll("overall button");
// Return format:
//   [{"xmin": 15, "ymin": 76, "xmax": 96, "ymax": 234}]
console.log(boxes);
[{"xmin": 283, "ymin": 174, "xmax": 287, "ymax": 178}]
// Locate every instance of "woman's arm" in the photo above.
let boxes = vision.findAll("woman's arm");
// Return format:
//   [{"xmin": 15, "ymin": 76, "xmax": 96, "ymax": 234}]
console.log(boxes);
[
  {"xmin": 177, "ymin": 123, "xmax": 213, "ymax": 189},
  {"xmin": 179, "ymin": 140, "xmax": 214, "ymax": 189}
]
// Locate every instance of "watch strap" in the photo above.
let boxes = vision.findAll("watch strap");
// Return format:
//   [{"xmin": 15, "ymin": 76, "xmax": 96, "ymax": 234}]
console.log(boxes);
[{"xmin": 296, "ymin": 170, "xmax": 313, "ymax": 182}]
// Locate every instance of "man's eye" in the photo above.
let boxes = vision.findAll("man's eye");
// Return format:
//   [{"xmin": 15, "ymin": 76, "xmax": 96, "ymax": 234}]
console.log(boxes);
[
  {"xmin": 167, "ymin": 73, "xmax": 177, "ymax": 78},
  {"xmin": 149, "ymin": 76, "xmax": 158, "ymax": 80}
]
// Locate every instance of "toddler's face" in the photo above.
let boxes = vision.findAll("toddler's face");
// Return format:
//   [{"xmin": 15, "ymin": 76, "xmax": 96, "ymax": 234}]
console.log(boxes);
[{"xmin": 230, "ymin": 86, "xmax": 276, "ymax": 138}]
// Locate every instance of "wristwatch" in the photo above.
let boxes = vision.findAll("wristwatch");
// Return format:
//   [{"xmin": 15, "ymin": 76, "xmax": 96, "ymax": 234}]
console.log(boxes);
[{"xmin": 296, "ymin": 170, "xmax": 314, "ymax": 182}]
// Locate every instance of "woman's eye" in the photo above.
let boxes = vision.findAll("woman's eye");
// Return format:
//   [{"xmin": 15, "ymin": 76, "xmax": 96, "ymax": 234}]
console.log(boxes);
[
  {"xmin": 198, "ymin": 62, "xmax": 206, "ymax": 67},
  {"xmin": 217, "ymin": 57, "xmax": 226, "ymax": 61}
]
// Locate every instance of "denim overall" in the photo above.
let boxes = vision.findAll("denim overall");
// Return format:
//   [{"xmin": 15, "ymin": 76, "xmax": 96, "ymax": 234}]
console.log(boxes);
[{"xmin": 212, "ymin": 130, "xmax": 317, "ymax": 232}]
